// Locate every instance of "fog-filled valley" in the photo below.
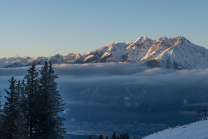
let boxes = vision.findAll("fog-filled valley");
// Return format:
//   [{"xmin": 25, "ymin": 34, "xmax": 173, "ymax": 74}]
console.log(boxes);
[{"xmin": 0, "ymin": 63, "xmax": 208, "ymax": 138}]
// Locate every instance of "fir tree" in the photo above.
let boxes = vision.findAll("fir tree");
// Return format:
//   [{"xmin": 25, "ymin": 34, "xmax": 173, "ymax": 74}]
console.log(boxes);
[
  {"xmin": 0, "ymin": 77, "xmax": 19, "ymax": 138},
  {"xmin": 120, "ymin": 134, "xmax": 123, "ymax": 139},
  {"xmin": 20, "ymin": 79, "xmax": 31, "ymax": 139},
  {"xmin": 0, "ymin": 90, "xmax": 2, "ymax": 132},
  {"xmin": 125, "ymin": 133, "xmax": 129, "ymax": 139},
  {"xmin": 48, "ymin": 61, "xmax": 66, "ymax": 138},
  {"xmin": 112, "ymin": 132, "xmax": 116, "ymax": 139},
  {"xmin": 0, "ymin": 62, "xmax": 65, "ymax": 139},
  {"xmin": 37, "ymin": 61, "xmax": 65, "ymax": 138},
  {"xmin": 98, "ymin": 134, "xmax": 104, "ymax": 139},
  {"xmin": 122, "ymin": 133, "xmax": 125, "ymax": 139},
  {"xmin": 24, "ymin": 63, "xmax": 39, "ymax": 138},
  {"xmin": 16, "ymin": 80, "xmax": 27, "ymax": 139}
]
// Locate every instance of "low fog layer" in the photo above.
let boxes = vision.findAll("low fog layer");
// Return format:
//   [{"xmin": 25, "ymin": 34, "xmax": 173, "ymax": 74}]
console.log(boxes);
[
  {"xmin": 1, "ymin": 63, "xmax": 208, "ymax": 108},
  {"xmin": 0, "ymin": 63, "xmax": 208, "ymax": 86},
  {"xmin": 53, "ymin": 63, "xmax": 208, "ymax": 87},
  {"xmin": 0, "ymin": 62, "xmax": 208, "ymax": 92}
]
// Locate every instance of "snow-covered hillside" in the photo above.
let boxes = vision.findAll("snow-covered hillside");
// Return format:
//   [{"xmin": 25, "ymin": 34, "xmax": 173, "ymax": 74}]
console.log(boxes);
[
  {"xmin": 1, "ymin": 36, "xmax": 208, "ymax": 69},
  {"xmin": 143, "ymin": 120, "xmax": 208, "ymax": 139}
]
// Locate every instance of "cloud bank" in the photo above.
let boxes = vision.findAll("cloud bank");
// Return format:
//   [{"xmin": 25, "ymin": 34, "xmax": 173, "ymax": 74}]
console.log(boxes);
[{"xmin": 0, "ymin": 63, "xmax": 208, "ymax": 89}]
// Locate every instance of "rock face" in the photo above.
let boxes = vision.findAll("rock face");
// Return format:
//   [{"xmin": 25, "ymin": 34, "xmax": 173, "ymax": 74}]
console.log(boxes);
[{"xmin": 1, "ymin": 36, "xmax": 208, "ymax": 69}]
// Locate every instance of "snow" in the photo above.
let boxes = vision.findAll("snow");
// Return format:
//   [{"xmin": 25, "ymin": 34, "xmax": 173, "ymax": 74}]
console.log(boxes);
[
  {"xmin": 0, "ymin": 53, "xmax": 82, "ymax": 68},
  {"xmin": 62, "ymin": 53, "xmax": 81, "ymax": 63},
  {"xmin": 155, "ymin": 38, "xmax": 208, "ymax": 69},
  {"xmin": 83, "ymin": 55, "xmax": 94, "ymax": 62},
  {"xmin": 2, "ymin": 36, "xmax": 208, "ymax": 69},
  {"xmin": 143, "ymin": 120, "xmax": 208, "ymax": 139},
  {"xmin": 0, "ymin": 56, "xmax": 22, "ymax": 67},
  {"xmin": 127, "ymin": 36, "xmax": 155, "ymax": 62}
]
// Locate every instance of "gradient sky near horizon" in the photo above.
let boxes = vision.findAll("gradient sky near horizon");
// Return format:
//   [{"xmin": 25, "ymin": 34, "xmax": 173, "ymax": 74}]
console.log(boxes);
[{"xmin": 0, "ymin": 0, "xmax": 208, "ymax": 58}]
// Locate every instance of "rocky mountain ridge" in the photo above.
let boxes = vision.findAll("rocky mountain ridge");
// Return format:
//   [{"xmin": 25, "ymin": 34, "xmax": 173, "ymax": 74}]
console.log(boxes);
[{"xmin": 1, "ymin": 36, "xmax": 208, "ymax": 69}]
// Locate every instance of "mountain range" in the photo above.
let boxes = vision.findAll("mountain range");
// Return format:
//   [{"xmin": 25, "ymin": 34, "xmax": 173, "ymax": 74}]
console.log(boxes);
[{"xmin": 1, "ymin": 36, "xmax": 208, "ymax": 69}]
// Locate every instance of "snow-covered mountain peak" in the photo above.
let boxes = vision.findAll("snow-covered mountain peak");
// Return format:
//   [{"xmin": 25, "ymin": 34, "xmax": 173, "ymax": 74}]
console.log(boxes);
[
  {"xmin": 48, "ymin": 54, "xmax": 63, "ymax": 63},
  {"xmin": 106, "ymin": 41, "xmax": 118, "ymax": 46},
  {"xmin": 5, "ymin": 55, "xmax": 20, "ymax": 59},
  {"xmin": 1, "ymin": 36, "xmax": 208, "ymax": 69},
  {"xmin": 22, "ymin": 56, "xmax": 30, "ymax": 59},
  {"xmin": 12, "ymin": 55, "xmax": 20, "ymax": 59},
  {"xmin": 133, "ymin": 36, "xmax": 152, "ymax": 44},
  {"xmin": 148, "ymin": 36, "xmax": 208, "ymax": 69},
  {"xmin": 168, "ymin": 36, "xmax": 189, "ymax": 46},
  {"xmin": 160, "ymin": 36, "xmax": 168, "ymax": 40},
  {"xmin": 62, "ymin": 53, "xmax": 81, "ymax": 63},
  {"xmin": 53, "ymin": 54, "xmax": 63, "ymax": 58}
]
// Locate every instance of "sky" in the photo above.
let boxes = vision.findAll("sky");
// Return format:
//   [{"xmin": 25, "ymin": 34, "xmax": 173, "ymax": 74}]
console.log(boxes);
[{"xmin": 0, "ymin": 0, "xmax": 208, "ymax": 58}]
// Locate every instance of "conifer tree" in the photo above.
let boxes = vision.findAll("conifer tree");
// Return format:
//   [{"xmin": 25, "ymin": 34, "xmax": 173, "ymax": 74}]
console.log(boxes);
[
  {"xmin": 122, "ymin": 133, "xmax": 125, "ymax": 139},
  {"xmin": 0, "ymin": 90, "xmax": 2, "ymax": 128},
  {"xmin": 49, "ymin": 61, "xmax": 66, "ymax": 138},
  {"xmin": 112, "ymin": 132, "xmax": 116, "ymax": 139},
  {"xmin": 37, "ymin": 61, "xmax": 65, "ymax": 138},
  {"xmin": 125, "ymin": 133, "xmax": 129, "ymax": 139},
  {"xmin": 16, "ymin": 80, "xmax": 27, "ymax": 139},
  {"xmin": 120, "ymin": 134, "xmax": 123, "ymax": 139},
  {"xmin": 24, "ymin": 63, "xmax": 39, "ymax": 138},
  {"xmin": 0, "ymin": 62, "xmax": 65, "ymax": 139},
  {"xmin": 0, "ymin": 77, "xmax": 19, "ymax": 138},
  {"xmin": 98, "ymin": 134, "xmax": 104, "ymax": 139},
  {"xmin": 20, "ymin": 79, "xmax": 31, "ymax": 139}
]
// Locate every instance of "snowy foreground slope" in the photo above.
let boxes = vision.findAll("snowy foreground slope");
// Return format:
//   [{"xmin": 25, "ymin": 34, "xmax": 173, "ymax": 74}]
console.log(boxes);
[
  {"xmin": 143, "ymin": 120, "xmax": 208, "ymax": 139},
  {"xmin": 1, "ymin": 36, "xmax": 208, "ymax": 69}
]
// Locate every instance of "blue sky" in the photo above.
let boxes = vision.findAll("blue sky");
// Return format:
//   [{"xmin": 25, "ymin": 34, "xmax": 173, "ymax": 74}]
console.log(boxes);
[{"xmin": 0, "ymin": 0, "xmax": 208, "ymax": 58}]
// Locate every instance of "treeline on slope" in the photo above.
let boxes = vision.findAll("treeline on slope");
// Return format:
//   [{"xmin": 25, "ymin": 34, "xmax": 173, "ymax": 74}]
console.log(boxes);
[
  {"xmin": 0, "ymin": 61, "xmax": 66, "ymax": 139},
  {"xmin": 88, "ymin": 132, "xmax": 130, "ymax": 139}
]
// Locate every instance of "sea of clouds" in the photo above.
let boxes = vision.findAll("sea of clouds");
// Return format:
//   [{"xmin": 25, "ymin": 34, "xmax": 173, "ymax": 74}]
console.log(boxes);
[{"xmin": 1, "ymin": 62, "xmax": 208, "ymax": 95}]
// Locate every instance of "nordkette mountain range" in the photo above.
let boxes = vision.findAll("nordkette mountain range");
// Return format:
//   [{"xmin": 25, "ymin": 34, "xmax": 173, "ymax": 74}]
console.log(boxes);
[{"xmin": 1, "ymin": 36, "xmax": 208, "ymax": 69}]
